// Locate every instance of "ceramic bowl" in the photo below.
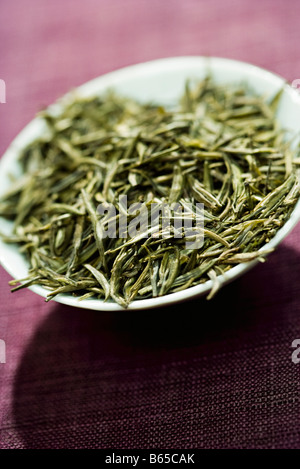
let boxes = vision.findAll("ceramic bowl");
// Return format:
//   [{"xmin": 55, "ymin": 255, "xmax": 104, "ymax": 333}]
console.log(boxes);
[{"xmin": 1, "ymin": 57, "xmax": 300, "ymax": 310}]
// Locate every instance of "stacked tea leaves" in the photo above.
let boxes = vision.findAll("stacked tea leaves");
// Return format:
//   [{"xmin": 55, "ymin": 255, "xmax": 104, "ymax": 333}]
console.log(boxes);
[{"xmin": 0, "ymin": 78, "xmax": 299, "ymax": 306}]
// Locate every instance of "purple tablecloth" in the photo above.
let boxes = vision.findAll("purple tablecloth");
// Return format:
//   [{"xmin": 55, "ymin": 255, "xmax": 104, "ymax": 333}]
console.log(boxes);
[{"xmin": 1, "ymin": 0, "xmax": 300, "ymax": 449}]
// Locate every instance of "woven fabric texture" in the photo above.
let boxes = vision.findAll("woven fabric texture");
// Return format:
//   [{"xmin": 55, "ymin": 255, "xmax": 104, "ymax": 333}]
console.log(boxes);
[{"xmin": 0, "ymin": 0, "xmax": 300, "ymax": 449}]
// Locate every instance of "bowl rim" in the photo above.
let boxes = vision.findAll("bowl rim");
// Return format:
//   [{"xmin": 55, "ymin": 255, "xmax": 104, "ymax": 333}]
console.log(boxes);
[{"xmin": 1, "ymin": 55, "xmax": 300, "ymax": 311}]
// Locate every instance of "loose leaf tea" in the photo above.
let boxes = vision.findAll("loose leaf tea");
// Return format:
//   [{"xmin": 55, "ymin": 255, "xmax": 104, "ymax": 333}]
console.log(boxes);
[{"xmin": 0, "ymin": 78, "xmax": 299, "ymax": 307}]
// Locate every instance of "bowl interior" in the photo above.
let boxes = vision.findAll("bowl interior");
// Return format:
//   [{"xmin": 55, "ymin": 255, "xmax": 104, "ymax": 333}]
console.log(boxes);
[{"xmin": 1, "ymin": 56, "xmax": 300, "ymax": 310}]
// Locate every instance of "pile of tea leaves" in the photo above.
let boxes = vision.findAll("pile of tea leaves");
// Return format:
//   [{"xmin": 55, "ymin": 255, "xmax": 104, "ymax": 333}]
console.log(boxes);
[{"xmin": 0, "ymin": 78, "xmax": 299, "ymax": 307}]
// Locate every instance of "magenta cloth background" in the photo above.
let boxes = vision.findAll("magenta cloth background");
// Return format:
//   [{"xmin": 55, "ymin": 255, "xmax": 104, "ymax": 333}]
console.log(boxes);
[{"xmin": 1, "ymin": 0, "xmax": 300, "ymax": 449}]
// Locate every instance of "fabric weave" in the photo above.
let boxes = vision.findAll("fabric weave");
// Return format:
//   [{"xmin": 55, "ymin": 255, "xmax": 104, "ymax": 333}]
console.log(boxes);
[{"xmin": 0, "ymin": 0, "xmax": 300, "ymax": 449}]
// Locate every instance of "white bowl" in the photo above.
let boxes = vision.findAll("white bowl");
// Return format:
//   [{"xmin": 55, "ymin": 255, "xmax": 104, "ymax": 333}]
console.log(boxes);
[{"xmin": 1, "ymin": 56, "xmax": 300, "ymax": 311}]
